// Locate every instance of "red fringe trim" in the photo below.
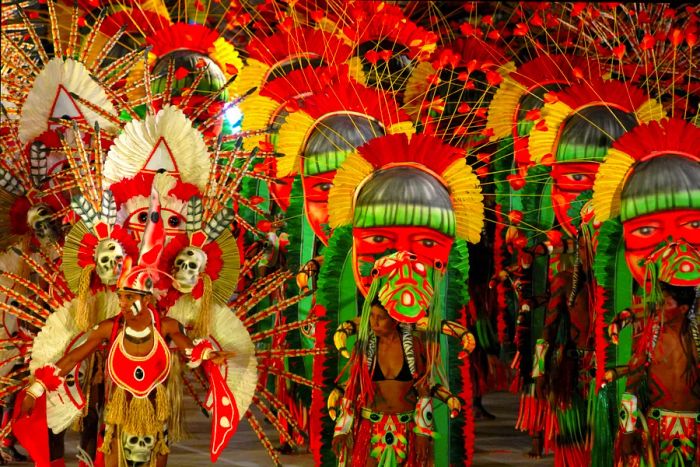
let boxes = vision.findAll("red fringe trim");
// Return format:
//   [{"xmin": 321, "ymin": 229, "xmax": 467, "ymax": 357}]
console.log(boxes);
[
  {"xmin": 594, "ymin": 284, "xmax": 609, "ymax": 391},
  {"xmin": 309, "ymin": 305, "xmax": 328, "ymax": 465}
]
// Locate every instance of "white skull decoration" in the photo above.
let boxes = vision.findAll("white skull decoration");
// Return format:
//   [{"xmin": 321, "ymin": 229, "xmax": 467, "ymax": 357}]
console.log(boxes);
[
  {"xmin": 173, "ymin": 247, "xmax": 207, "ymax": 293},
  {"xmin": 26, "ymin": 204, "xmax": 59, "ymax": 243},
  {"xmin": 121, "ymin": 432, "xmax": 156, "ymax": 464},
  {"xmin": 94, "ymin": 239, "xmax": 125, "ymax": 285}
]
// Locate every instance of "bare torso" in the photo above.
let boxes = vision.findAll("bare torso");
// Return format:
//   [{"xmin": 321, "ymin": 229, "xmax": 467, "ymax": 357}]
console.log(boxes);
[
  {"xmin": 370, "ymin": 336, "xmax": 419, "ymax": 413},
  {"xmin": 648, "ymin": 324, "xmax": 700, "ymax": 412}
]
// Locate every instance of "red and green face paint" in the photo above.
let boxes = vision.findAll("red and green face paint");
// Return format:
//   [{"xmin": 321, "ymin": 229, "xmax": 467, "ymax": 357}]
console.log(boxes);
[
  {"xmin": 623, "ymin": 210, "xmax": 700, "ymax": 285},
  {"xmin": 351, "ymin": 166, "xmax": 456, "ymax": 295},
  {"xmin": 301, "ymin": 171, "xmax": 335, "ymax": 245},
  {"xmin": 550, "ymin": 162, "xmax": 600, "ymax": 237},
  {"xmin": 372, "ymin": 251, "xmax": 435, "ymax": 323}
]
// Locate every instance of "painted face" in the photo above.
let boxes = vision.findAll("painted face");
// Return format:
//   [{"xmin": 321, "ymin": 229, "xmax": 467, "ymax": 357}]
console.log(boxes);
[
  {"xmin": 353, "ymin": 226, "xmax": 453, "ymax": 294},
  {"xmin": 270, "ymin": 175, "xmax": 295, "ymax": 212},
  {"xmin": 551, "ymin": 162, "xmax": 600, "ymax": 237},
  {"xmin": 623, "ymin": 209, "xmax": 700, "ymax": 285},
  {"xmin": 117, "ymin": 291, "xmax": 149, "ymax": 315},
  {"xmin": 301, "ymin": 170, "xmax": 336, "ymax": 245}
]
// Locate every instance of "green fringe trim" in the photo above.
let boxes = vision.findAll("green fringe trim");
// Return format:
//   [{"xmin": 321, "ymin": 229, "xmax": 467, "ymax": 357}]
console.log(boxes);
[
  {"xmin": 280, "ymin": 176, "xmax": 311, "ymax": 404},
  {"xmin": 592, "ymin": 219, "xmax": 624, "ymax": 370},
  {"xmin": 590, "ymin": 383, "xmax": 615, "ymax": 467},
  {"xmin": 520, "ymin": 165, "xmax": 554, "ymax": 247},
  {"xmin": 316, "ymin": 225, "xmax": 355, "ymax": 466},
  {"xmin": 446, "ymin": 240, "xmax": 471, "ymax": 466}
]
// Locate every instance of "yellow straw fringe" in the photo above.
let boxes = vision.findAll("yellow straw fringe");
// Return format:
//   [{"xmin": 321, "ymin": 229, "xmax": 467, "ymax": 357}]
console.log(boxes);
[
  {"xmin": 486, "ymin": 75, "xmax": 526, "ymax": 141},
  {"xmin": 276, "ymin": 110, "xmax": 316, "ymax": 178},
  {"xmin": 443, "ymin": 159, "xmax": 484, "ymax": 243},
  {"xmin": 402, "ymin": 61, "xmax": 433, "ymax": 119},
  {"xmin": 104, "ymin": 385, "xmax": 170, "ymax": 436},
  {"xmin": 527, "ymin": 100, "xmax": 572, "ymax": 164},
  {"xmin": 327, "ymin": 152, "xmax": 374, "ymax": 228},
  {"xmin": 636, "ymin": 98, "xmax": 666, "ymax": 124},
  {"xmin": 75, "ymin": 264, "xmax": 96, "ymax": 332},
  {"xmin": 232, "ymin": 59, "xmax": 268, "ymax": 97},
  {"xmin": 591, "ymin": 148, "xmax": 636, "ymax": 222},
  {"xmin": 193, "ymin": 274, "xmax": 213, "ymax": 338}
]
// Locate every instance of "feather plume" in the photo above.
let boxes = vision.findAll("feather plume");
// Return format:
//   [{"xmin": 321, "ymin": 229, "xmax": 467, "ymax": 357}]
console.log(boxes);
[
  {"xmin": 186, "ymin": 197, "xmax": 203, "ymax": 234},
  {"xmin": 203, "ymin": 209, "xmax": 235, "ymax": 242},
  {"xmin": 100, "ymin": 190, "xmax": 117, "ymax": 226}
]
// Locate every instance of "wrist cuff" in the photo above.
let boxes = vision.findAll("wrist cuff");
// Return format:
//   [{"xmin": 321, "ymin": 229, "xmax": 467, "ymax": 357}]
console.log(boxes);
[{"xmin": 26, "ymin": 381, "xmax": 45, "ymax": 399}]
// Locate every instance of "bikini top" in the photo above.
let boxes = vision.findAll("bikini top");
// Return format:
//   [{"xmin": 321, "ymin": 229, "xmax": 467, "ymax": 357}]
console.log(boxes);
[
  {"xmin": 106, "ymin": 313, "xmax": 171, "ymax": 398},
  {"xmin": 372, "ymin": 346, "xmax": 413, "ymax": 382}
]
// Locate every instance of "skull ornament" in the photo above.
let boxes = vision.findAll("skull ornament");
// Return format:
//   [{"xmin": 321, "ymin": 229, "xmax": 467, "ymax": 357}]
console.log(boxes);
[
  {"xmin": 94, "ymin": 239, "xmax": 125, "ymax": 285},
  {"xmin": 26, "ymin": 204, "xmax": 60, "ymax": 244},
  {"xmin": 173, "ymin": 247, "xmax": 207, "ymax": 293},
  {"xmin": 122, "ymin": 431, "xmax": 156, "ymax": 465}
]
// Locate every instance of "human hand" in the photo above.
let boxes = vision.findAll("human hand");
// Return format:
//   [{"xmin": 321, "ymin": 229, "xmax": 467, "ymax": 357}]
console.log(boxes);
[
  {"xmin": 19, "ymin": 393, "xmax": 36, "ymax": 418},
  {"xmin": 209, "ymin": 350, "xmax": 236, "ymax": 365}
]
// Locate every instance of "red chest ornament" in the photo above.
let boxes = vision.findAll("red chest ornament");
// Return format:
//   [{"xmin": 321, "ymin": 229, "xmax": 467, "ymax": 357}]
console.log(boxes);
[{"xmin": 107, "ymin": 328, "xmax": 171, "ymax": 398}]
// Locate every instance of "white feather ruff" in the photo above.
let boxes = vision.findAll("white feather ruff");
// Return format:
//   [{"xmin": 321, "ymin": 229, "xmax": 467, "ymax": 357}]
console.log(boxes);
[
  {"xmin": 18, "ymin": 58, "xmax": 118, "ymax": 144},
  {"xmin": 167, "ymin": 297, "xmax": 257, "ymax": 420},
  {"xmin": 30, "ymin": 301, "xmax": 83, "ymax": 432},
  {"xmin": 0, "ymin": 251, "xmax": 24, "ymax": 376},
  {"xmin": 103, "ymin": 105, "xmax": 210, "ymax": 190}
]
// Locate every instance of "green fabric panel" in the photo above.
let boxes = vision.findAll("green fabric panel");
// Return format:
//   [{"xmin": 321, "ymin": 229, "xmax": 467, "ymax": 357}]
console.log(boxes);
[
  {"xmin": 620, "ymin": 190, "xmax": 700, "ymax": 221},
  {"xmin": 353, "ymin": 205, "xmax": 457, "ymax": 237},
  {"xmin": 556, "ymin": 142, "xmax": 608, "ymax": 163},
  {"xmin": 304, "ymin": 150, "xmax": 350, "ymax": 176}
]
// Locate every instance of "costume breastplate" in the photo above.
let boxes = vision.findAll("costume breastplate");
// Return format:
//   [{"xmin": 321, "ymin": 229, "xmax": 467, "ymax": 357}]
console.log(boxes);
[{"xmin": 107, "ymin": 327, "xmax": 171, "ymax": 398}]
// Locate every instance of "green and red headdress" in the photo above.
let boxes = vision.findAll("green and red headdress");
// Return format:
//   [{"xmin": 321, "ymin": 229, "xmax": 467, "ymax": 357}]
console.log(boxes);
[
  {"xmin": 486, "ymin": 54, "xmax": 597, "ymax": 171},
  {"xmin": 329, "ymin": 133, "xmax": 483, "ymax": 242},
  {"xmin": 404, "ymin": 36, "xmax": 514, "ymax": 145},
  {"xmin": 276, "ymin": 77, "xmax": 413, "ymax": 179},
  {"xmin": 234, "ymin": 26, "xmax": 354, "ymax": 98},
  {"xmin": 528, "ymin": 78, "xmax": 665, "ymax": 166},
  {"xmin": 339, "ymin": 1, "xmax": 438, "ymax": 94},
  {"xmin": 593, "ymin": 118, "xmax": 700, "ymax": 223},
  {"xmin": 146, "ymin": 22, "xmax": 243, "ymax": 137}
]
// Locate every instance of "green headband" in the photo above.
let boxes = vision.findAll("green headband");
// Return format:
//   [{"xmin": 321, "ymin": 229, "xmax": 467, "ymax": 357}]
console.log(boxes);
[
  {"xmin": 353, "ymin": 204, "xmax": 456, "ymax": 237},
  {"xmin": 621, "ymin": 190, "xmax": 700, "ymax": 222},
  {"xmin": 303, "ymin": 149, "xmax": 350, "ymax": 176}
]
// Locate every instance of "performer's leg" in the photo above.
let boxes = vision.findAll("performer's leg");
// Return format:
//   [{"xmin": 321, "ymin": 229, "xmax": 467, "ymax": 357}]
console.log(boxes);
[
  {"xmin": 49, "ymin": 429, "xmax": 65, "ymax": 461},
  {"xmin": 104, "ymin": 435, "xmax": 118, "ymax": 467},
  {"xmin": 155, "ymin": 452, "xmax": 168, "ymax": 467},
  {"xmin": 80, "ymin": 381, "xmax": 104, "ymax": 458}
]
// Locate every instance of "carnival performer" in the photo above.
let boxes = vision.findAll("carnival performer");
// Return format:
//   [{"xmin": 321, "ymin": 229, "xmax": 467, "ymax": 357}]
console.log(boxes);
[
  {"xmin": 331, "ymin": 252, "xmax": 446, "ymax": 467},
  {"xmin": 608, "ymin": 242, "xmax": 700, "ymax": 467},
  {"xmin": 17, "ymin": 188, "xmax": 236, "ymax": 467}
]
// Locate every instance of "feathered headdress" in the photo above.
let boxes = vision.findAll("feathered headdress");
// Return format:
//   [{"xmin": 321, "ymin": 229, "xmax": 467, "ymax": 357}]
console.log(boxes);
[
  {"xmin": 238, "ymin": 65, "xmax": 347, "ymax": 151},
  {"xmin": 403, "ymin": 36, "xmax": 515, "ymax": 144},
  {"xmin": 276, "ymin": 77, "xmax": 413, "ymax": 178},
  {"xmin": 528, "ymin": 77, "xmax": 665, "ymax": 165},
  {"xmin": 328, "ymin": 133, "xmax": 484, "ymax": 243},
  {"xmin": 593, "ymin": 118, "xmax": 700, "ymax": 222},
  {"xmin": 234, "ymin": 26, "xmax": 354, "ymax": 98}
]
